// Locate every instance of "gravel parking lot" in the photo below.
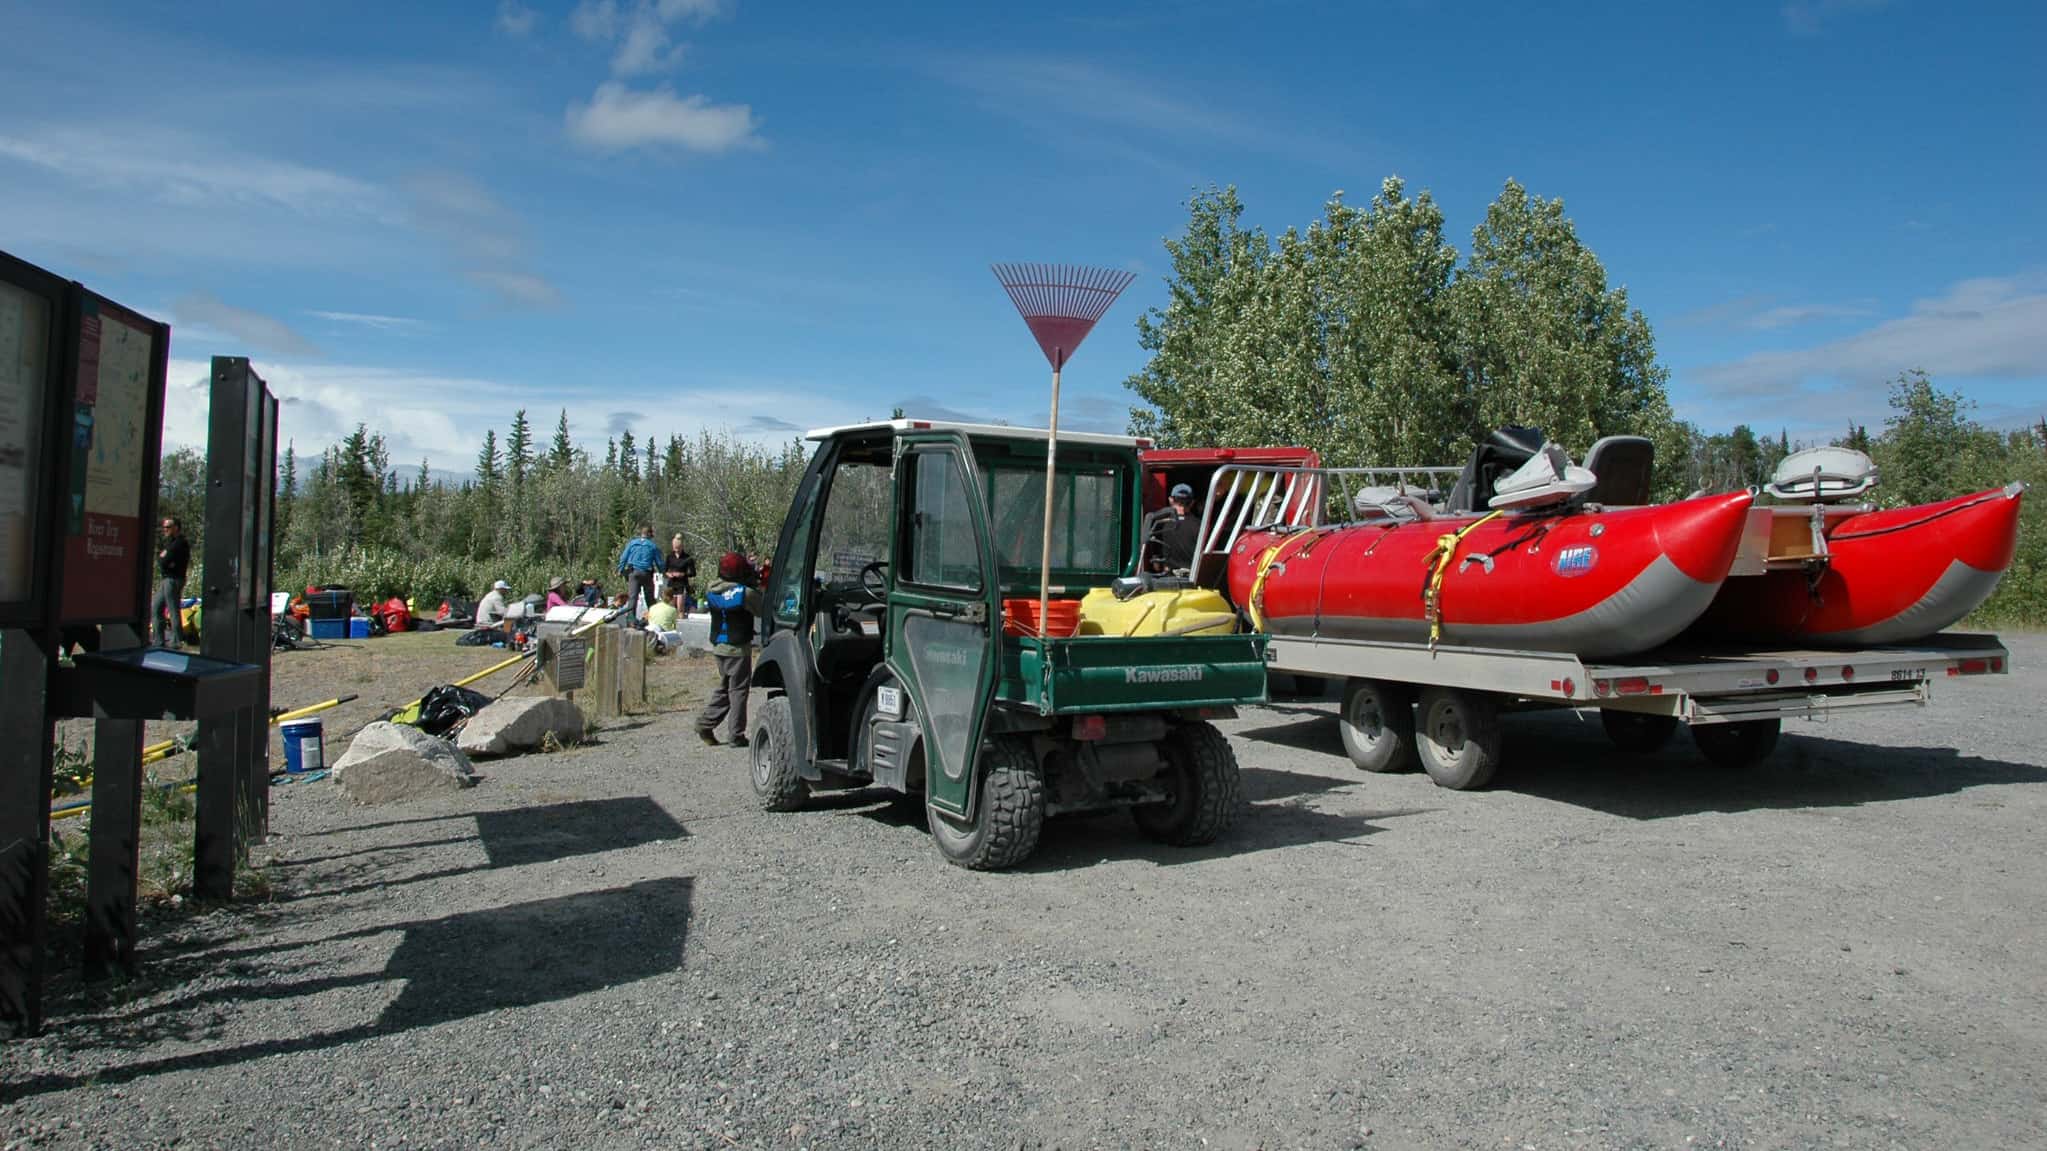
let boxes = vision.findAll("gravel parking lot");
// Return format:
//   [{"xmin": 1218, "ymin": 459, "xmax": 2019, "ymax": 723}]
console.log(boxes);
[{"xmin": 6, "ymin": 634, "xmax": 2046, "ymax": 1150}]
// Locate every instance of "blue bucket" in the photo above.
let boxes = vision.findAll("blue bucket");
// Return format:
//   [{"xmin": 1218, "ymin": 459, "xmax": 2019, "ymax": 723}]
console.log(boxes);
[{"xmin": 281, "ymin": 719, "xmax": 325, "ymax": 774}]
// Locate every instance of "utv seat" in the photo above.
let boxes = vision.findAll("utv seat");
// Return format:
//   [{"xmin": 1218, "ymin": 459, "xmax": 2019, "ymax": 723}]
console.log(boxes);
[{"xmin": 1581, "ymin": 435, "xmax": 1655, "ymax": 506}]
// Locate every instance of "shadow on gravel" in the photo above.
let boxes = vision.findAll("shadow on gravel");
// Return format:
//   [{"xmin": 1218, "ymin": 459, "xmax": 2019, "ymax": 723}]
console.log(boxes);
[
  {"xmin": 1022, "ymin": 804, "xmax": 1434, "ymax": 870},
  {"xmin": 1495, "ymin": 712, "xmax": 2047, "ymax": 818},
  {"xmin": 278, "ymin": 796, "xmax": 687, "ymax": 900},
  {"xmin": 3, "ymin": 878, "xmax": 693, "ymax": 1101},
  {"xmin": 1235, "ymin": 715, "xmax": 1347, "ymax": 757}
]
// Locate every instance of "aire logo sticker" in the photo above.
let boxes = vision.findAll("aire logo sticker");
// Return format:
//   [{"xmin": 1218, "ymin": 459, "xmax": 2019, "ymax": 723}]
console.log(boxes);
[{"xmin": 1552, "ymin": 545, "xmax": 1598, "ymax": 578}]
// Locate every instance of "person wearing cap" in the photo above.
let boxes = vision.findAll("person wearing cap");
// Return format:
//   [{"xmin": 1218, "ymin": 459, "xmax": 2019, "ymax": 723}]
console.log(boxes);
[
  {"xmin": 476, "ymin": 579, "xmax": 513, "ymax": 629},
  {"xmin": 544, "ymin": 576, "xmax": 570, "ymax": 611},
  {"xmin": 1143, "ymin": 482, "xmax": 1203, "ymax": 572},
  {"xmin": 695, "ymin": 552, "xmax": 765, "ymax": 747},
  {"xmin": 617, "ymin": 523, "xmax": 662, "ymax": 618}
]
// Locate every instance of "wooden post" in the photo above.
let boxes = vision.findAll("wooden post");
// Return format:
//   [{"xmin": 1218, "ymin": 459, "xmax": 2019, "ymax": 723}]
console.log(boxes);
[
  {"xmin": 195, "ymin": 360, "xmax": 251, "ymax": 901},
  {"xmin": 621, "ymin": 630, "xmax": 647, "ymax": 713},
  {"xmin": 83, "ymin": 622, "xmax": 146, "ymax": 978},
  {"xmin": 0, "ymin": 628, "xmax": 55, "ymax": 1035}
]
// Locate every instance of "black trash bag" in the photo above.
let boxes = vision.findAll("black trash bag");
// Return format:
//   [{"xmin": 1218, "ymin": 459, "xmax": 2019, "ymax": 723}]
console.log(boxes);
[
  {"xmin": 455, "ymin": 628, "xmax": 497, "ymax": 647},
  {"xmin": 415, "ymin": 684, "xmax": 495, "ymax": 736}
]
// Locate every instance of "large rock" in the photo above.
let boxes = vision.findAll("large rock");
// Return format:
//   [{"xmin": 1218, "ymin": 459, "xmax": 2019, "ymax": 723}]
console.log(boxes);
[
  {"xmin": 455, "ymin": 695, "xmax": 586, "ymax": 757},
  {"xmin": 332, "ymin": 721, "xmax": 476, "ymax": 804}
]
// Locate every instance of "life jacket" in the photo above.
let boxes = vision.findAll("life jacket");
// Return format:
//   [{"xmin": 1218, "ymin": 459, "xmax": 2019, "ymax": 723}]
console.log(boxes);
[{"xmin": 706, "ymin": 583, "xmax": 754, "ymax": 647}]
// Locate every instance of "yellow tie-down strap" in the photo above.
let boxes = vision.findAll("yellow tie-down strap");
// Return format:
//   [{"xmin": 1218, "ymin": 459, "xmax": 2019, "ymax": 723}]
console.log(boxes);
[
  {"xmin": 1421, "ymin": 510, "xmax": 1503, "ymax": 651},
  {"xmin": 1247, "ymin": 531, "xmax": 1321, "ymax": 633}
]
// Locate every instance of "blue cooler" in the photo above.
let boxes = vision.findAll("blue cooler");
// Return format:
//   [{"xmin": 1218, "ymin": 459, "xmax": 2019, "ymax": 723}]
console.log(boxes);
[
  {"xmin": 349, "ymin": 616, "xmax": 372, "ymax": 639},
  {"xmin": 281, "ymin": 719, "xmax": 324, "ymax": 774}
]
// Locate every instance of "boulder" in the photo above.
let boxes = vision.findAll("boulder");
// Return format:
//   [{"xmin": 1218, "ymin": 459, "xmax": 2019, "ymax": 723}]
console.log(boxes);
[
  {"xmin": 455, "ymin": 695, "xmax": 586, "ymax": 757},
  {"xmin": 332, "ymin": 721, "xmax": 476, "ymax": 804}
]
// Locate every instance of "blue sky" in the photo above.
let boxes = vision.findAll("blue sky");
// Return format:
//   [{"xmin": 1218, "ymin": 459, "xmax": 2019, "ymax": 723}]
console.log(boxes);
[{"xmin": 3, "ymin": 0, "xmax": 2041, "ymax": 474}]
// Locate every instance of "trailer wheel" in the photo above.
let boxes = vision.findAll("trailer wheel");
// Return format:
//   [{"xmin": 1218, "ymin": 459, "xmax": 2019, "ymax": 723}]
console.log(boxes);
[
  {"xmin": 1415, "ymin": 687, "xmax": 1503, "ymax": 790},
  {"xmin": 750, "ymin": 694, "xmax": 809, "ymax": 812},
  {"xmin": 1339, "ymin": 679, "xmax": 1417, "ymax": 773},
  {"xmin": 1692, "ymin": 719, "xmax": 1781, "ymax": 769},
  {"xmin": 928, "ymin": 737, "xmax": 1045, "ymax": 870},
  {"xmin": 1134, "ymin": 721, "xmax": 1244, "ymax": 846},
  {"xmin": 1600, "ymin": 710, "xmax": 1679, "ymax": 754}
]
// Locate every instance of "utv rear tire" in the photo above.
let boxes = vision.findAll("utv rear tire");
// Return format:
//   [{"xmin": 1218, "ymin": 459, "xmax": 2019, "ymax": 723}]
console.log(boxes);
[
  {"xmin": 750, "ymin": 694, "xmax": 808, "ymax": 812},
  {"xmin": 1692, "ymin": 719, "xmax": 1781, "ymax": 769},
  {"xmin": 1415, "ymin": 687, "xmax": 1503, "ymax": 791},
  {"xmin": 1339, "ymin": 679, "xmax": 1417, "ymax": 773},
  {"xmin": 927, "ymin": 738, "xmax": 1044, "ymax": 870},
  {"xmin": 1133, "ymin": 721, "xmax": 1243, "ymax": 846},
  {"xmin": 1600, "ymin": 709, "xmax": 1679, "ymax": 754}
]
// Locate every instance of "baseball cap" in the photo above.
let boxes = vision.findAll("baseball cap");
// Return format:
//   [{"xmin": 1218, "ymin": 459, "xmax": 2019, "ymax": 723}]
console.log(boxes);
[
  {"xmin": 492, "ymin": 580, "xmax": 512, "ymax": 591},
  {"xmin": 1170, "ymin": 483, "xmax": 1194, "ymax": 499}
]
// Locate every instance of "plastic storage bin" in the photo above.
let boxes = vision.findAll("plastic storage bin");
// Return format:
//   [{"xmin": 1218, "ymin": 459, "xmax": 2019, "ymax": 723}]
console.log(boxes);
[{"xmin": 309, "ymin": 618, "xmax": 349, "ymax": 640}]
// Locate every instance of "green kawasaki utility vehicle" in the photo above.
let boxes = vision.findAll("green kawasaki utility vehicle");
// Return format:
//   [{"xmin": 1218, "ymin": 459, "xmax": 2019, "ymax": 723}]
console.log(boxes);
[{"xmin": 748, "ymin": 420, "xmax": 1269, "ymax": 869}]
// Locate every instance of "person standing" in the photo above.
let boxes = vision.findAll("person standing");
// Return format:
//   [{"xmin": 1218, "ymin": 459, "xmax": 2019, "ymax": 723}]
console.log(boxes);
[
  {"xmin": 695, "ymin": 552, "xmax": 764, "ymax": 747},
  {"xmin": 617, "ymin": 524, "xmax": 661, "ymax": 618},
  {"xmin": 664, "ymin": 533, "xmax": 698, "ymax": 616},
  {"xmin": 151, "ymin": 516, "xmax": 190, "ymax": 647}
]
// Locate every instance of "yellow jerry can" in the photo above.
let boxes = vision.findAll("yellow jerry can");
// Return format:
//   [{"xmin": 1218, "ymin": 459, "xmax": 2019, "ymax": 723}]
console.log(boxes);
[{"xmin": 1075, "ymin": 586, "xmax": 1237, "ymax": 638}]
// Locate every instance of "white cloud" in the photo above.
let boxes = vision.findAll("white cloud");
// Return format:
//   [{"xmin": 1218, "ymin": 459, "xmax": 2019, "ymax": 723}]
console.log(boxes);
[
  {"xmin": 0, "ymin": 127, "xmax": 388, "ymax": 220},
  {"xmin": 1692, "ymin": 273, "xmax": 2047, "ymax": 401},
  {"xmin": 571, "ymin": 0, "xmax": 622, "ymax": 40},
  {"xmin": 401, "ymin": 171, "xmax": 563, "ymax": 309},
  {"xmin": 1674, "ymin": 294, "xmax": 1876, "ymax": 331},
  {"xmin": 162, "ymin": 354, "xmax": 856, "ymax": 477},
  {"xmin": 308, "ymin": 310, "xmax": 425, "ymax": 332},
  {"xmin": 612, "ymin": 10, "xmax": 685, "ymax": 75},
  {"xmin": 565, "ymin": 84, "xmax": 763, "ymax": 153},
  {"xmin": 495, "ymin": 0, "xmax": 538, "ymax": 37},
  {"xmin": 171, "ymin": 293, "xmax": 321, "ymax": 356}
]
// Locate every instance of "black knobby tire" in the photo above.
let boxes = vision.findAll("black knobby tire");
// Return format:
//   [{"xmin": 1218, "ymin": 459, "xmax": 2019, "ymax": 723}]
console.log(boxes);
[
  {"xmin": 1415, "ymin": 687, "xmax": 1504, "ymax": 791},
  {"xmin": 1600, "ymin": 709, "xmax": 1680, "ymax": 754},
  {"xmin": 1133, "ymin": 721, "xmax": 1244, "ymax": 846},
  {"xmin": 750, "ymin": 694, "xmax": 809, "ymax": 812},
  {"xmin": 1339, "ymin": 679, "xmax": 1418, "ymax": 773},
  {"xmin": 1692, "ymin": 718, "xmax": 1781, "ymax": 769},
  {"xmin": 927, "ymin": 737, "xmax": 1045, "ymax": 870}
]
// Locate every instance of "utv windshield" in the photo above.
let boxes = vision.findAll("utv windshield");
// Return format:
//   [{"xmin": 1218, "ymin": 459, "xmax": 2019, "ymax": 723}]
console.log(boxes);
[{"xmin": 976, "ymin": 452, "xmax": 1131, "ymax": 588}]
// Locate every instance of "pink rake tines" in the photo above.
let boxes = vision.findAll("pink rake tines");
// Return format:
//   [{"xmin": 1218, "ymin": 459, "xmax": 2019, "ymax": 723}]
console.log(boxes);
[
  {"xmin": 990, "ymin": 263, "xmax": 1137, "ymax": 643},
  {"xmin": 991, "ymin": 263, "xmax": 1137, "ymax": 370}
]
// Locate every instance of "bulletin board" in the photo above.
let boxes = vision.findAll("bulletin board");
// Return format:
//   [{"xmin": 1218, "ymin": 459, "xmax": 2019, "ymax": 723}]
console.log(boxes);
[
  {"xmin": 0, "ymin": 252, "xmax": 66, "ymax": 627},
  {"xmin": 56, "ymin": 291, "xmax": 170, "ymax": 626}
]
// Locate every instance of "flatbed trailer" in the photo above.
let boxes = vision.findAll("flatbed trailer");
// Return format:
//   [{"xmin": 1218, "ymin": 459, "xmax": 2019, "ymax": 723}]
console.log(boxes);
[{"xmin": 1263, "ymin": 630, "xmax": 2011, "ymax": 787}]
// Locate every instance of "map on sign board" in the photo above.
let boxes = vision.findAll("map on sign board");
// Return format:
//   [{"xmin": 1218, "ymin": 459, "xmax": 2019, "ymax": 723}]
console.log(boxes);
[
  {"xmin": 0, "ymin": 282, "xmax": 49, "ymax": 603},
  {"xmin": 59, "ymin": 297, "xmax": 160, "ymax": 623}
]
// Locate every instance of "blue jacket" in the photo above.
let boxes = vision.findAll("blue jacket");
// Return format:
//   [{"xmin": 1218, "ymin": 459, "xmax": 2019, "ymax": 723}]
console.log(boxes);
[{"xmin": 618, "ymin": 536, "xmax": 661, "ymax": 574}]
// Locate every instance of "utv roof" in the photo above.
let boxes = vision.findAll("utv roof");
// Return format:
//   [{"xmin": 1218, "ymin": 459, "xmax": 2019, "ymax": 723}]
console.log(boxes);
[{"xmin": 805, "ymin": 418, "xmax": 1152, "ymax": 449}]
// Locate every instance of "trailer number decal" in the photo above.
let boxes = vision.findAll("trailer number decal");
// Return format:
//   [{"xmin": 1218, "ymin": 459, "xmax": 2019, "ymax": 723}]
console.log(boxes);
[
  {"xmin": 876, "ymin": 685, "xmax": 904, "ymax": 718},
  {"xmin": 1125, "ymin": 665, "xmax": 1204, "ymax": 685},
  {"xmin": 1552, "ymin": 545, "xmax": 1598, "ymax": 578}
]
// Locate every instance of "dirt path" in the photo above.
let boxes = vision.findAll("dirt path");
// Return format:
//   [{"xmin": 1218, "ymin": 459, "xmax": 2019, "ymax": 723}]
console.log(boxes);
[{"xmin": 8, "ymin": 636, "xmax": 2046, "ymax": 1149}]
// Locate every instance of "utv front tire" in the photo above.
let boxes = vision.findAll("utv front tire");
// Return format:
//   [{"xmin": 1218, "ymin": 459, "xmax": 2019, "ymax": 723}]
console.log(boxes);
[
  {"xmin": 927, "ymin": 738, "xmax": 1044, "ymax": 870},
  {"xmin": 750, "ymin": 694, "xmax": 808, "ymax": 812},
  {"xmin": 1133, "ymin": 721, "xmax": 1243, "ymax": 846}
]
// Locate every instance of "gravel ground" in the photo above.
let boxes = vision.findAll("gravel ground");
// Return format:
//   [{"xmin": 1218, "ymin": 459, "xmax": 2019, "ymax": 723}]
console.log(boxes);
[{"xmin": 6, "ymin": 635, "xmax": 2046, "ymax": 1150}]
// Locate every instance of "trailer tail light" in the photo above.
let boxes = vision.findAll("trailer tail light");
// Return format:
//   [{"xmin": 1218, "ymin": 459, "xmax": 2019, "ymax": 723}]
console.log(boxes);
[
  {"xmin": 1593, "ymin": 679, "xmax": 1611, "ymax": 697},
  {"xmin": 1072, "ymin": 715, "xmax": 1107, "ymax": 741},
  {"xmin": 1948, "ymin": 658, "xmax": 1991, "ymax": 676},
  {"xmin": 1992, "ymin": 656, "xmax": 2005, "ymax": 672},
  {"xmin": 1561, "ymin": 677, "xmax": 1576, "ymax": 699},
  {"xmin": 1765, "ymin": 668, "xmax": 1780, "ymax": 685},
  {"xmin": 1840, "ymin": 665, "xmax": 1855, "ymax": 681},
  {"xmin": 1804, "ymin": 667, "xmax": 1820, "ymax": 683}
]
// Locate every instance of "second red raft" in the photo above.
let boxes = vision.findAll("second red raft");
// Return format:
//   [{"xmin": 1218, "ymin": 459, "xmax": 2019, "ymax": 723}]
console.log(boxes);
[{"xmin": 1226, "ymin": 490, "xmax": 1755, "ymax": 659}]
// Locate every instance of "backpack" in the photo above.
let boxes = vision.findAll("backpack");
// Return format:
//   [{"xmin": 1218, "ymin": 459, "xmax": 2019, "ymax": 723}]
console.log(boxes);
[{"xmin": 706, "ymin": 584, "xmax": 753, "ymax": 647}]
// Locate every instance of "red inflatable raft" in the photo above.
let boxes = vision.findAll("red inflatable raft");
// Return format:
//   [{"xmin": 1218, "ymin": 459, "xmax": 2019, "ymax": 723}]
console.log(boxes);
[
  {"xmin": 1690, "ymin": 483, "xmax": 2025, "ymax": 645},
  {"xmin": 1226, "ymin": 491, "xmax": 1755, "ymax": 659}
]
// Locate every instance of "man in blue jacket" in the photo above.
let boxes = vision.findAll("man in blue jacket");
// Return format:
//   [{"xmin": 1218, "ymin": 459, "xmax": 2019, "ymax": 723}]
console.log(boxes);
[{"xmin": 616, "ymin": 524, "xmax": 661, "ymax": 617}]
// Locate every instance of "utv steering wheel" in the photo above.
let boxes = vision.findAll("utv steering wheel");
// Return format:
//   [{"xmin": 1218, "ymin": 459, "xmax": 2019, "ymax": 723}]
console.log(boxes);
[{"xmin": 858, "ymin": 560, "xmax": 890, "ymax": 603}]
